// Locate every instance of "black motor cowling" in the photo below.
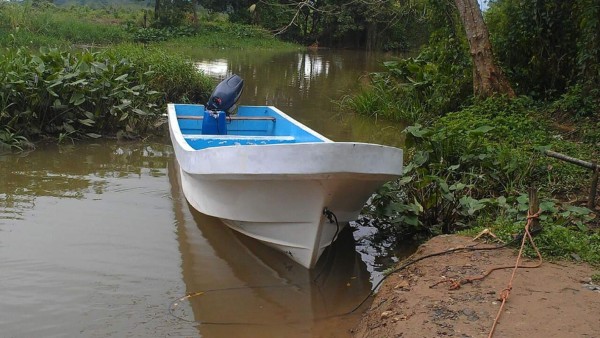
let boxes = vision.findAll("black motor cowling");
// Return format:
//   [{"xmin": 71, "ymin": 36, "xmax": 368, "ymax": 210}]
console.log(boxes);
[{"xmin": 206, "ymin": 74, "xmax": 244, "ymax": 114}]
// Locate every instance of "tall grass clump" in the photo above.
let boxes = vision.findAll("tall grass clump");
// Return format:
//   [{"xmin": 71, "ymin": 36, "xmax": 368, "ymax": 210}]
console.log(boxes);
[
  {"xmin": 37, "ymin": 12, "xmax": 131, "ymax": 45},
  {"xmin": 341, "ymin": 37, "xmax": 471, "ymax": 125},
  {"xmin": 0, "ymin": 2, "xmax": 132, "ymax": 49}
]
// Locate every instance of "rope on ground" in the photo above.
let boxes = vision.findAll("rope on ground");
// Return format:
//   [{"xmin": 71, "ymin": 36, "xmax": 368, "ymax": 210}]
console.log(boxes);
[
  {"xmin": 427, "ymin": 209, "xmax": 543, "ymax": 337},
  {"xmin": 346, "ymin": 239, "xmax": 518, "ymax": 314},
  {"xmin": 487, "ymin": 209, "xmax": 543, "ymax": 338}
]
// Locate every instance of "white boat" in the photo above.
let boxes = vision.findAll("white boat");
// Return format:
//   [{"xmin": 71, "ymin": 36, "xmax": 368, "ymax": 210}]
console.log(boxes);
[{"xmin": 167, "ymin": 75, "xmax": 403, "ymax": 268}]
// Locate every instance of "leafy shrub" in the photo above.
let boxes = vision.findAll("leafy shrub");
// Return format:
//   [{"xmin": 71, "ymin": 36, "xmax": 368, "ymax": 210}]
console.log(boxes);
[
  {"xmin": 365, "ymin": 97, "xmax": 595, "ymax": 241},
  {"xmin": 0, "ymin": 48, "xmax": 162, "ymax": 140},
  {"xmin": 105, "ymin": 44, "xmax": 213, "ymax": 104},
  {"xmin": 0, "ymin": 46, "xmax": 212, "ymax": 144},
  {"xmin": 342, "ymin": 35, "xmax": 471, "ymax": 124}
]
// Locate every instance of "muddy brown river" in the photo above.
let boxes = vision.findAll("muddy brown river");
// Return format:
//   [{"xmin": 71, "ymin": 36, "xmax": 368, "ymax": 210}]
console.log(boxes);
[{"xmin": 0, "ymin": 49, "xmax": 410, "ymax": 337}]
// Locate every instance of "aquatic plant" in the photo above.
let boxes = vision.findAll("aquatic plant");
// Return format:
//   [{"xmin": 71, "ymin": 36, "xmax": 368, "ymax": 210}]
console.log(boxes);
[{"xmin": 0, "ymin": 127, "xmax": 28, "ymax": 151}]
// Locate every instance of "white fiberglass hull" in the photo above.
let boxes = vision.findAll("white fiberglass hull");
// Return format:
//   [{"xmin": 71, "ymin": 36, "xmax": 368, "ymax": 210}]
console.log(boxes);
[
  {"xmin": 168, "ymin": 104, "xmax": 403, "ymax": 268},
  {"xmin": 175, "ymin": 142, "xmax": 402, "ymax": 268}
]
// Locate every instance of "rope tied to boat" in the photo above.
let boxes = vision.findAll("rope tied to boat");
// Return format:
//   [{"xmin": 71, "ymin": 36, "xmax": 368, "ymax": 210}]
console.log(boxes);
[
  {"xmin": 429, "ymin": 209, "xmax": 543, "ymax": 337},
  {"xmin": 322, "ymin": 208, "xmax": 340, "ymax": 244},
  {"xmin": 487, "ymin": 209, "xmax": 543, "ymax": 338},
  {"xmin": 312, "ymin": 208, "xmax": 341, "ymax": 282}
]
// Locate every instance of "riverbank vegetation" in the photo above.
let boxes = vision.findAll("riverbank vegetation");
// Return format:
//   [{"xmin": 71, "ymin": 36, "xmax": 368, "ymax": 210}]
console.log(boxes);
[
  {"xmin": 349, "ymin": 1, "xmax": 600, "ymax": 264},
  {"xmin": 0, "ymin": 1, "xmax": 298, "ymax": 148}
]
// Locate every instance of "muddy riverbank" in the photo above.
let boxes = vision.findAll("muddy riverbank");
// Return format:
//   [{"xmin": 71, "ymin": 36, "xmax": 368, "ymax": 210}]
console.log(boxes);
[{"xmin": 352, "ymin": 235, "xmax": 600, "ymax": 338}]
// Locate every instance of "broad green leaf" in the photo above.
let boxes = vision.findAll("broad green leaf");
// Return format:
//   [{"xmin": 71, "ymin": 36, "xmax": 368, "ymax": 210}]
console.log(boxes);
[
  {"xmin": 70, "ymin": 92, "xmax": 85, "ymax": 106},
  {"xmin": 63, "ymin": 123, "xmax": 75, "ymax": 133},
  {"xmin": 91, "ymin": 62, "xmax": 108, "ymax": 72},
  {"xmin": 403, "ymin": 215, "xmax": 420, "ymax": 227},
  {"xmin": 78, "ymin": 118, "xmax": 95, "ymax": 127},
  {"xmin": 516, "ymin": 194, "xmax": 529, "ymax": 205},
  {"xmin": 468, "ymin": 125, "xmax": 494, "ymax": 135},
  {"xmin": 399, "ymin": 176, "xmax": 414, "ymax": 185},
  {"xmin": 404, "ymin": 124, "xmax": 427, "ymax": 138},
  {"xmin": 449, "ymin": 182, "xmax": 466, "ymax": 191},
  {"xmin": 539, "ymin": 201, "xmax": 557, "ymax": 213},
  {"xmin": 70, "ymin": 79, "xmax": 87, "ymax": 86},
  {"xmin": 47, "ymin": 88, "xmax": 59, "ymax": 97}
]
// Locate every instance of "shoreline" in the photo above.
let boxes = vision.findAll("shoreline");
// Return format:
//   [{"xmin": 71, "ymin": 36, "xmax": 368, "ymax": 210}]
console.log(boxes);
[{"xmin": 352, "ymin": 234, "xmax": 600, "ymax": 337}]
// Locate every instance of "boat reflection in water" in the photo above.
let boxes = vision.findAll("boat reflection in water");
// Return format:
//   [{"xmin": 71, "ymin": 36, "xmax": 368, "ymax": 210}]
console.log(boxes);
[{"xmin": 169, "ymin": 159, "xmax": 372, "ymax": 338}]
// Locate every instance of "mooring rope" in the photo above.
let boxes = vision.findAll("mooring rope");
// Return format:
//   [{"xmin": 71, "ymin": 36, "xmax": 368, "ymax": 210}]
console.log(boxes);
[{"xmin": 487, "ymin": 209, "xmax": 543, "ymax": 338}]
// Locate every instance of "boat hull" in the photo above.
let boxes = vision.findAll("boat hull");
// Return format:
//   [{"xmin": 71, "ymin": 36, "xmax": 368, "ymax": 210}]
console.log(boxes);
[
  {"xmin": 179, "ymin": 168, "xmax": 397, "ymax": 268},
  {"xmin": 168, "ymin": 104, "xmax": 403, "ymax": 268}
]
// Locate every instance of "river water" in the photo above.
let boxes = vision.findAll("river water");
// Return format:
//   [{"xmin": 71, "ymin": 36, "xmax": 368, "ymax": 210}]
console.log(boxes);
[{"xmin": 0, "ymin": 49, "xmax": 408, "ymax": 337}]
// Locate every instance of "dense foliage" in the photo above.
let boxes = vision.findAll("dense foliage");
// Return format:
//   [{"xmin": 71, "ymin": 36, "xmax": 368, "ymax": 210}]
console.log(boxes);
[
  {"xmin": 344, "ymin": 0, "xmax": 600, "ymax": 263},
  {"xmin": 0, "ymin": 46, "xmax": 211, "ymax": 145},
  {"xmin": 149, "ymin": 0, "xmax": 429, "ymax": 51},
  {"xmin": 486, "ymin": 0, "xmax": 600, "ymax": 104},
  {"xmin": 0, "ymin": 2, "xmax": 296, "ymax": 147}
]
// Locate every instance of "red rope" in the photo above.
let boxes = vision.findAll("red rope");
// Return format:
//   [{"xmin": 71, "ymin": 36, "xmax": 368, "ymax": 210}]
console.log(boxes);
[{"xmin": 488, "ymin": 210, "xmax": 543, "ymax": 338}]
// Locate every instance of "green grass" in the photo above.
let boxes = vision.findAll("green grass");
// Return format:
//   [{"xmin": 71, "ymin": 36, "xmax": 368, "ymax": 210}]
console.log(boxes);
[
  {"xmin": 157, "ymin": 23, "xmax": 301, "ymax": 53},
  {"xmin": 0, "ymin": 3, "xmax": 300, "ymax": 52},
  {"xmin": 0, "ymin": 3, "xmax": 134, "ymax": 49}
]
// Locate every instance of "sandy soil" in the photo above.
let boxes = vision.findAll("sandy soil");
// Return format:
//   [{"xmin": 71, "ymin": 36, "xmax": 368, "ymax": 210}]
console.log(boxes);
[{"xmin": 352, "ymin": 235, "xmax": 600, "ymax": 338}]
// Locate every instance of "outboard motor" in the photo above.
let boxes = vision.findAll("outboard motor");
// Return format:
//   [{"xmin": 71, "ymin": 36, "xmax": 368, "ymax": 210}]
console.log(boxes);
[{"xmin": 202, "ymin": 74, "xmax": 244, "ymax": 135}]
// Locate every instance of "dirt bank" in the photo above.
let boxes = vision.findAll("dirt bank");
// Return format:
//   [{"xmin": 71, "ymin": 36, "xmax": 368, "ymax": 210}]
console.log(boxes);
[{"xmin": 352, "ymin": 235, "xmax": 600, "ymax": 337}]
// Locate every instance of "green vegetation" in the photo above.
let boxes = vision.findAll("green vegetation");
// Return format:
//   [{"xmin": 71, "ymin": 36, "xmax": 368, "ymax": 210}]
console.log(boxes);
[
  {"xmin": 348, "ymin": 1, "xmax": 600, "ymax": 264},
  {"xmin": 0, "ymin": 2, "xmax": 135, "ymax": 48},
  {"xmin": 0, "ymin": 46, "xmax": 211, "ymax": 144},
  {"xmin": 155, "ymin": 23, "xmax": 299, "ymax": 51},
  {"xmin": 148, "ymin": 0, "xmax": 428, "ymax": 50},
  {"xmin": 0, "ymin": 1, "xmax": 298, "ymax": 148}
]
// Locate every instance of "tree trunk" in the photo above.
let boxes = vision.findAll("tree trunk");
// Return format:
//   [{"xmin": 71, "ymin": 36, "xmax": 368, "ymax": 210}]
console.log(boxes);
[
  {"xmin": 454, "ymin": 0, "xmax": 515, "ymax": 98},
  {"xmin": 192, "ymin": 0, "xmax": 198, "ymax": 27},
  {"xmin": 154, "ymin": 0, "xmax": 160, "ymax": 21},
  {"xmin": 366, "ymin": 22, "xmax": 377, "ymax": 51}
]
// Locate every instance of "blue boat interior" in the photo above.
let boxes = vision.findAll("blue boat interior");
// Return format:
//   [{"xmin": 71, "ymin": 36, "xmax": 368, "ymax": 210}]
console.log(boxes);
[{"xmin": 174, "ymin": 104, "xmax": 326, "ymax": 150}]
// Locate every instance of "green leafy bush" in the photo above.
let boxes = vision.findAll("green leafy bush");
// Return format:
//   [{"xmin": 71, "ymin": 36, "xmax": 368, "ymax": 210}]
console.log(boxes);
[
  {"xmin": 341, "ymin": 33, "xmax": 471, "ymax": 124},
  {"xmin": 365, "ymin": 97, "xmax": 597, "ymax": 254},
  {"xmin": 0, "ymin": 46, "xmax": 212, "ymax": 144}
]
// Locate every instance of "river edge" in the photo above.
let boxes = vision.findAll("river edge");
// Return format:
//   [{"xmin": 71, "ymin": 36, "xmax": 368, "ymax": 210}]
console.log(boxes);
[{"xmin": 351, "ymin": 234, "xmax": 600, "ymax": 337}]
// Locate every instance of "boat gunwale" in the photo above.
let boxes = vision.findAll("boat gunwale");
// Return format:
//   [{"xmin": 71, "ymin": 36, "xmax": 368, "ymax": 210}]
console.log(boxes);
[{"xmin": 168, "ymin": 103, "xmax": 333, "ymax": 147}]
